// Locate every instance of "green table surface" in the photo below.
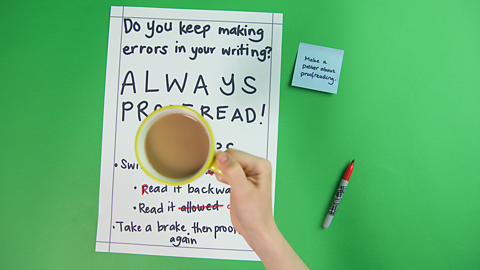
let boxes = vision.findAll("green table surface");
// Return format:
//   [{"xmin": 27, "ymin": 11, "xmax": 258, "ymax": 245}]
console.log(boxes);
[{"xmin": 1, "ymin": 0, "xmax": 479, "ymax": 269}]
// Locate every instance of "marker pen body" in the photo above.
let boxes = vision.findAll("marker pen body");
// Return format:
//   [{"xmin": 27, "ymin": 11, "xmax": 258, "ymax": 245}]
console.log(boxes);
[
  {"xmin": 323, "ymin": 179, "xmax": 349, "ymax": 228},
  {"xmin": 323, "ymin": 160, "xmax": 354, "ymax": 229}
]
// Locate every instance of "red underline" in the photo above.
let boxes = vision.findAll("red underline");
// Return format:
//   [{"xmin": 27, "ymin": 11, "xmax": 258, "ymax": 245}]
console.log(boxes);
[{"xmin": 178, "ymin": 205, "xmax": 224, "ymax": 210}]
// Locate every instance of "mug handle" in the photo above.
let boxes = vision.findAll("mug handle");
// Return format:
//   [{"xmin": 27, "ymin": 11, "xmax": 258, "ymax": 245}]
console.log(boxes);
[{"xmin": 209, "ymin": 156, "xmax": 224, "ymax": 176}]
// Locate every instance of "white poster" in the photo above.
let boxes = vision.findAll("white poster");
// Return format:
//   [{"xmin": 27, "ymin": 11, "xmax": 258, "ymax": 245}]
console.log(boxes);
[{"xmin": 96, "ymin": 6, "xmax": 283, "ymax": 261}]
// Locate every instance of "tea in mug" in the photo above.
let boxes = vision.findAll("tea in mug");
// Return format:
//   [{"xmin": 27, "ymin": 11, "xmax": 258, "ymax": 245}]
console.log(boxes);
[{"xmin": 144, "ymin": 113, "xmax": 210, "ymax": 178}]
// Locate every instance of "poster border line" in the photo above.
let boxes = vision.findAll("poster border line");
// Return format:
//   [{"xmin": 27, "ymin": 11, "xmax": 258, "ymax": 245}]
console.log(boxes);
[
  {"xmin": 104, "ymin": 7, "xmax": 281, "ymax": 256},
  {"xmin": 110, "ymin": 16, "xmax": 283, "ymax": 26},
  {"xmin": 97, "ymin": 240, "xmax": 254, "ymax": 252},
  {"xmin": 108, "ymin": 5, "xmax": 125, "ymax": 253}
]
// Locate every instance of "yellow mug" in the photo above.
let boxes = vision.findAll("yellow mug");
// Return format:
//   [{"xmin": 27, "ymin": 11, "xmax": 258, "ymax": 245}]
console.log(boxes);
[{"xmin": 135, "ymin": 105, "xmax": 222, "ymax": 185}]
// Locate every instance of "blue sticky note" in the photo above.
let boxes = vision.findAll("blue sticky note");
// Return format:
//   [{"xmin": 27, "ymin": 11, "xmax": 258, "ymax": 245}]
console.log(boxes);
[{"xmin": 292, "ymin": 43, "xmax": 344, "ymax": 94}]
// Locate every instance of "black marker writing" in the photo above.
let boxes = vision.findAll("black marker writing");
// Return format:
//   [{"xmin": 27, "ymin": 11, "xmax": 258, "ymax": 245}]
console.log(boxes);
[
  {"xmin": 145, "ymin": 20, "xmax": 172, "ymax": 38},
  {"xmin": 179, "ymin": 21, "xmax": 211, "ymax": 38},
  {"xmin": 218, "ymin": 25, "xmax": 264, "ymax": 42}
]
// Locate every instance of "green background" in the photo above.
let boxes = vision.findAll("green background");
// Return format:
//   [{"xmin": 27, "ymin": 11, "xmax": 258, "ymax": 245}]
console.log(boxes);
[{"xmin": 1, "ymin": 0, "xmax": 479, "ymax": 269}]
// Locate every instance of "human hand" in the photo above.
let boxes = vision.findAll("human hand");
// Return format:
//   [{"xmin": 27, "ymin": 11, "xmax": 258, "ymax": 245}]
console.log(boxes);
[
  {"xmin": 214, "ymin": 148, "xmax": 275, "ymax": 245},
  {"xmin": 215, "ymin": 149, "xmax": 308, "ymax": 270}
]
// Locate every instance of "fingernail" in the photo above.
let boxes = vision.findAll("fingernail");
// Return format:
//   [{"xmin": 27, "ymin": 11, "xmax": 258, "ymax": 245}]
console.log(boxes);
[
  {"xmin": 216, "ymin": 173, "xmax": 225, "ymax": 183},
  {"xmin": 217, "ymin": 151, "xmax": 228, "ymax": 164}
]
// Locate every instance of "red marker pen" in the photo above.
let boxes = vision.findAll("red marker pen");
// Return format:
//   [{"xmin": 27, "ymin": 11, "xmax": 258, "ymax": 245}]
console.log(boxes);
[{"xmin": 323, "ymin": 160, "xmax": 354, "ymax": 228}]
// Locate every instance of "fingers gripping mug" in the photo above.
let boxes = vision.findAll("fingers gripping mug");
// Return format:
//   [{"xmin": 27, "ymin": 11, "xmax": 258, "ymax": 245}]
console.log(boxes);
[{"xmin": 135, "ymin": 105, "xmax": 222, "ymax": 185}]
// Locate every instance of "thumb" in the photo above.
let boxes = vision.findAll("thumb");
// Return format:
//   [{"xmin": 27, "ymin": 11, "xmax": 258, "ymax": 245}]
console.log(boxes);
[{"xmin": 215, "ymin": 151, "xmax": 247, "ymax": 188}]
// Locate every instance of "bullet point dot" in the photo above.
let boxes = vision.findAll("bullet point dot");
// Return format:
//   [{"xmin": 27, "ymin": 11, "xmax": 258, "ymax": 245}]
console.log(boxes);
[
  {"xmin": 133, "ymin": 206, "xmax": 136, "ymax": 210},
  {"xmin": 114, "ymin": 163, "xmax": 118, "ymax": 167},
  {"xmin": 113, "ymin": 226, "xmax": 115, "ymax": 229},
  {"xmin": 134, "ymin": 186, "xmax": 137, "ymax": 189}
]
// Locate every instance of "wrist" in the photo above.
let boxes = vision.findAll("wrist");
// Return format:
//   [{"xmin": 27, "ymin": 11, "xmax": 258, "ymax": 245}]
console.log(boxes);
[
  {"xmin": 245, "ymin": 221, "xmax": 309, "ymax": 270},
  {"xmin": 245, "ymin": 219, "xmax": 282, "ymax": 257}
]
